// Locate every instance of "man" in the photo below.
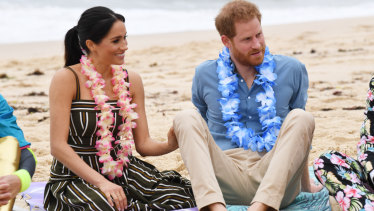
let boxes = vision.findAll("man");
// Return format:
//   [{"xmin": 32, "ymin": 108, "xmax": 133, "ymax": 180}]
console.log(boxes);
[
  {"xmin": 0, "ymin": 94, "xmax": 36, "ymax": 209},
  {"xmin": 168, "ymin": 0, "xmax": 321, "ymax": 210}
]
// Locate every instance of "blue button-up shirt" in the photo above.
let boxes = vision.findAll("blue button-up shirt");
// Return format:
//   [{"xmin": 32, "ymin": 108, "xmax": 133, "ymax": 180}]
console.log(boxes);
[
  {"xmin": 192, "ymin": 55, "xmax": 309, "ymax": 150},
  {"xmin": 0, "ymin": 94, "xmax": 30, "ymax": 148}
]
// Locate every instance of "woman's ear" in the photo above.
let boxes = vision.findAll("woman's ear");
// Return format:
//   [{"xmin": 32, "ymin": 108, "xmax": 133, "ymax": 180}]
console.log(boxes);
[{"xmin": 85, "ymin": 39, "xmax": 95, "ymax": 53}]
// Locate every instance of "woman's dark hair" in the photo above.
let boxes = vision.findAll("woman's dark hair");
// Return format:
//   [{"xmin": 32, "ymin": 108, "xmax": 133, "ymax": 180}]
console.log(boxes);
[{"xmin": 64, "ymin": 6, "xmax": 125, "ymax": 66}]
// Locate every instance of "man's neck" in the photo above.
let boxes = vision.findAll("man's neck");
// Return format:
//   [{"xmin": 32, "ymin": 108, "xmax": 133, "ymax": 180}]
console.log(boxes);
[{"xmin": 232, "ymin": 58, "xmax": 257, "ymax": 89}]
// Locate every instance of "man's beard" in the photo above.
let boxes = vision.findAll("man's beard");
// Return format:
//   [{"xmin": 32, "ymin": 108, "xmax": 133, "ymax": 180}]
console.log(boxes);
[{"xmin": 231, "ymin": 45, "xmax": 265, "ymax": 67}]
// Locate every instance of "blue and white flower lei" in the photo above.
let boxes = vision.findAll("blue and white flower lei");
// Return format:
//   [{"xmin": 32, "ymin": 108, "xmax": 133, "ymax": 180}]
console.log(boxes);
[{"xmin": 216, "ymin": 46, "xmax": 282, "ymax": 152}]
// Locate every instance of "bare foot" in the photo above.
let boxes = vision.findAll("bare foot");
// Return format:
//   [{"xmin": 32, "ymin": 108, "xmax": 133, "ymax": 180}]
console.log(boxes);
[
  {"xmin": 309, "ymin": 179, "xmax": 323, "ymax": 193},
  {"xmin": 201, "ymin": 202, "xmax": 227, "ymax": 211},
  {"xmin": 302, "ymin": 178, "xmax": 323, "ymax": 193},
  {"xmin": 247, "ymin": 202, "xmax": 275, "ymax": 211}
]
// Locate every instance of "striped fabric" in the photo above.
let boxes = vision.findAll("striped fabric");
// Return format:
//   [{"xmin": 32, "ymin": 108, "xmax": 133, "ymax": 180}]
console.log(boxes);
[{"xmin": 44, "ymin": 68, "xmax": 195, "ymax": 210}]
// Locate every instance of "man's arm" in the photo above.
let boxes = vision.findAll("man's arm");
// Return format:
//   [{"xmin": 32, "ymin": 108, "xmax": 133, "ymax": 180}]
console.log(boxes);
[
  {"xmin": 192, "ymin": 67, "xmax": 208, "ymax": 121},
  {"xmin": 289, "ymin": 62, "xmax": 309, "ymax": 110}
]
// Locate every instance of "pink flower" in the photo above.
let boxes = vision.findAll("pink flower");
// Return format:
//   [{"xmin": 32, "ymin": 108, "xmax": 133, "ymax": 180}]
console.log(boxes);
[
  {"xmin": 358, "ymin": 153, "xmax": 368, "ymax": 162},
  {"xmin": 314, "ymin": 158, "xmax": 324, "ymax": 170},
  {"xmin": 368, "ymin": 90, "xmax": 374, "ymax": 101},
  {"xmin": 331, "ymin": 154, "xmax": 350, "ymax": 168},
  {"xmin": 98, "ymin": 154, "xmax": 113, "ymax": 163},
  {"xmin": 357, "ymin": 137, "xmax": 366, "ymax": 148},
  {"xmin": 80, "ymin": 55, "xmax": 136, "ymax": 179},
  {"xmin": 343, "ymin": 185, "xmax": 362, "ymax": 198},
  {"xmin": 365, "ymin": 200, "xmax": 374, "ymax": 211},
  {"xmin": 335, "ymin": 191, "xmax": 350, "ymax": 211},
  {"xmin": 349, "ymin": 173, "xmax": 361, "ymax": 184},
  {"xmin": 314, "ymin": 170, "xmax": 325, "ymax": 184}
]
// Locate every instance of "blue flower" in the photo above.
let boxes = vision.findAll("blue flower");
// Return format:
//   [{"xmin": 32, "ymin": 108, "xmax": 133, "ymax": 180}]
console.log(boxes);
[
  {"xmin": 217, "ymin": 45, "xmax": 279, "ymax": 152},
  {"xmin": 219, "ymin": 97, "xmax": 240, "ymax": 121}
]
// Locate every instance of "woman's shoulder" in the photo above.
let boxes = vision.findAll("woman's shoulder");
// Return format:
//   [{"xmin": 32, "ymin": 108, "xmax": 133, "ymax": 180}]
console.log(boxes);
[
  {"xmin": 126, "ymin": 69, "xmax": 142, "ymax": 83},
  {"xmin": 52, "ymin": 64, "xmax": 80, "ymax": 83}
]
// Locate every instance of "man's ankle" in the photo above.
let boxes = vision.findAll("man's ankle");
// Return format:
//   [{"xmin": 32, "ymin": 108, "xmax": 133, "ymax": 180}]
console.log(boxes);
[
  {"xmin": 248, "ymin": 202, "xmax": 276, "ymax": 211},
  {"xmin": 201, "ymin": 202, "xmax": 226, "ymax": 211}
]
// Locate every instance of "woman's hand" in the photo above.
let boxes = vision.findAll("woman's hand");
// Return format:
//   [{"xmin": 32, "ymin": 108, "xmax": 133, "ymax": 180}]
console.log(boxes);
[
  {"xmin": 167, "ymin": 126, "xmax": 179, "ymax": 151},
  {"xmin": 96, "ymin": 179, "xmax": 127, "ymax": 211},
  {"xmin": 0, "ymin": 175, "xmax": 21, "ymax": 206}
]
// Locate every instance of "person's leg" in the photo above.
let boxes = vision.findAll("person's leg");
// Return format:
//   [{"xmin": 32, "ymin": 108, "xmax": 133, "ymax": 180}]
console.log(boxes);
[
  {"xmin": 249, "ymin": 109, "xmax": 315, "ymax": 210},
  {"xmin": 0, "ymin": 136, "xmax": 20, "ymax": 210},
  {"xmin": 173, "ymin": 109, "xmax": 256, "ymax": 209},
  {"xmin": 314, "ymin": 150, "xmax": 374, "ymax": 210},
  {"xmin": 358, "ymin": 135, "xmax": 374, "ymax": 187}
]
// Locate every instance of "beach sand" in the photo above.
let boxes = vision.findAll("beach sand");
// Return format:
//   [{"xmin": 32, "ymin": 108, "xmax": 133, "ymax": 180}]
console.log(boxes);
[{"xmin": 1, "ymin": 16, "xmax": 374, "ymax": 210}]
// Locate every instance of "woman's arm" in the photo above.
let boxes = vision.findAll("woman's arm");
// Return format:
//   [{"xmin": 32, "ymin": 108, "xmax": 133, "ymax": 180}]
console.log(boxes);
[
  {"xmin": 49, "ymin": 68, "xmax": 126, "ymax": 210},
  {"xmin": 129, "ymin": 71, "xmax": 178, "ymax": 157}
]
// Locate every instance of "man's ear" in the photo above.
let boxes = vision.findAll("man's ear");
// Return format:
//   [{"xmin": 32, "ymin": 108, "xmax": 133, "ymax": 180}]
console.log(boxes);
[
  {"xmin": 221, "ymin": 35, "xmax": 231, "ymax": 49},
  {"xmin": 85, "ymin": 40, "xmax": 95, "ymax": 52}
]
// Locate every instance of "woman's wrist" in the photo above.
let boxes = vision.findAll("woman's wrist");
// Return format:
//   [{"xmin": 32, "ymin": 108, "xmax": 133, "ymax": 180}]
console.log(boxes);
[{"xmin": 91, "ymin": 174, "xmax": 108, "ymax": 187}]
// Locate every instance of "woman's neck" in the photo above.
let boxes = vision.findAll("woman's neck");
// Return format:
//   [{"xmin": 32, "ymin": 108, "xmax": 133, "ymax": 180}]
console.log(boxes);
[{"xmin": 89, "ymin": 57, "xmax": 112, "ymax": 79}]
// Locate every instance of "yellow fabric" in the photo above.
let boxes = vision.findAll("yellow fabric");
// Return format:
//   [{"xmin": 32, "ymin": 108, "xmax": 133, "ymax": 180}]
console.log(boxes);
[
  {"xmin": 0, "ymin": 136, "xmax": 20, "ymax": 211},
  {"xmin": 12, "ymin": 169, "xmax": 31, "ymax": 192},
  {"xmin": 27, "ymin": 147, "xmax": 38, "ymax": 165}
]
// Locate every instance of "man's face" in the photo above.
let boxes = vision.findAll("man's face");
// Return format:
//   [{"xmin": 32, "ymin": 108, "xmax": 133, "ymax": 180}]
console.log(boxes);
[{"xmin": 229, "ymin": 17, "xmax": 266, "ymax": 67}]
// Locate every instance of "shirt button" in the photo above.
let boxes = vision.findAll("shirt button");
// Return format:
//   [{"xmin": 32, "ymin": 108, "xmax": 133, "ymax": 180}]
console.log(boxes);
[
  {"xmin": 247, "ymin": 96, "xmax": 251, "ymax": 99},
  {"xmin": 248, "ymin": 116, "xmax": 252, "ymax": 119},
  {"xmin": 241, "ymin": 79, "xmax": 244, "ymax": 82}
]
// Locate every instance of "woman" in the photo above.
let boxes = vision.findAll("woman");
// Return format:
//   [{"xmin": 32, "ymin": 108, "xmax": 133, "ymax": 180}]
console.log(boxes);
[
  {"xmin": 44, "ymin": 6, "xmax": 195, "ymax": 211},
  {"xmin": 314, "ymin": 77, "xmax": 374, "ymax": 210}
]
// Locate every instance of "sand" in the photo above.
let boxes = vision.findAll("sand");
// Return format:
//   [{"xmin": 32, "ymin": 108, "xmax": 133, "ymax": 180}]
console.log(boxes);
[{"xmin": 1, "ymin": 16, "xmax": 374, "ymax": 210}]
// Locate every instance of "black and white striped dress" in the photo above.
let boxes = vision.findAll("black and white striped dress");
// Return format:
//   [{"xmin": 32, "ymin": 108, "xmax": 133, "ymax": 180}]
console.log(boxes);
[{"xmin": 43, "ymin": 68, "xmax": 196, "ymax": 211}]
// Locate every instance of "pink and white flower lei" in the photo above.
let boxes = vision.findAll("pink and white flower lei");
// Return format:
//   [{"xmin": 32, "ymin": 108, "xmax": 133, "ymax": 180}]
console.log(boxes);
[{"xmin": 80, "ymin": 55, "xmax": 138, "ymax": 180}]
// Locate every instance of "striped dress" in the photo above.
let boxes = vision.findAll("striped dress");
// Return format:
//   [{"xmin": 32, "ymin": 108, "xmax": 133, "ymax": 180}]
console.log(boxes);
[{"xmin": 44, "ymin": 68, "xmax": 196, "ymax": 211}]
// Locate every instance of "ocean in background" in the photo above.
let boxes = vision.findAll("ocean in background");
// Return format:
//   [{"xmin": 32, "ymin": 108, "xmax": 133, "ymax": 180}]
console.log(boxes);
[{"xmin": 1, "ymin": 0, "xmax": 374, "ymax": 44}]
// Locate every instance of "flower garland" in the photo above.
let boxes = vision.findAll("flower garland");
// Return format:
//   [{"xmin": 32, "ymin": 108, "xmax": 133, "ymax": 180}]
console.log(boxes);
[
  {"xmin": 216, "ymin": 46, "xmax": 282, "ymax": 152},
  {"xmin": 80, "ymin": 55, "xmax": 138, "ymax": 180}
]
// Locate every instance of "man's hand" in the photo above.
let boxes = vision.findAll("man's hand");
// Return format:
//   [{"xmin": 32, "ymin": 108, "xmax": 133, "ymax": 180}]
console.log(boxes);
[
  {"xmin": 167, "ymin": 126, "xmax": 179, "ymax": 151},
  {"xmin": 0, "ymin": 175, "xmax": 21, "ymax": 206}
]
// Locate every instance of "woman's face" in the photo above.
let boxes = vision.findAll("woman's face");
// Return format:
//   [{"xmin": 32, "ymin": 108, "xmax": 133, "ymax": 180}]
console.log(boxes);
[{"xmin": 89, "ymin": 20, "xmax": 128, "ymax": 66}]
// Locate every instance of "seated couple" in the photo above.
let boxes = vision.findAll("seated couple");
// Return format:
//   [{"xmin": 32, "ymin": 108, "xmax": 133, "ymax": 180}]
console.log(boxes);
[{"xmin": 42, "ymin": 1, "xmax": 324, "ymax": 211}]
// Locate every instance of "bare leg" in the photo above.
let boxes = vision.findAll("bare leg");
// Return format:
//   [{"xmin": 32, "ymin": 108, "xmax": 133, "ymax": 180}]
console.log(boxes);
[
  {"xmin": 201, "ymin": 202, "xmax": 227, "ymax": 211},
  {"xmin": 247, "ymin": 202, "xmax": 276, "ymax": 211},
  {"xmin": 301, "ymin": 164, "xmax": 323, "ymax": 193}
]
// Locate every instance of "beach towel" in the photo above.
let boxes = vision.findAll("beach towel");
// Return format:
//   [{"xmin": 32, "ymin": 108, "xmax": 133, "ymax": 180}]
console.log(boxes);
[{"xmin": 21, "ymin": 167, "xmax": 330, "ymax": 211}]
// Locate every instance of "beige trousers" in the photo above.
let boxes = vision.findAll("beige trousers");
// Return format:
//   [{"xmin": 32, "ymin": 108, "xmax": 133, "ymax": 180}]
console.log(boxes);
[{"xmin": 173, "ymin": 109, "xmax": 315, "ymax": 210}]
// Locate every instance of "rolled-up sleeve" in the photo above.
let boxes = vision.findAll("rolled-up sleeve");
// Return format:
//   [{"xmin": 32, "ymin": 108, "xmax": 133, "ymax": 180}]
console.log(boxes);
[
  {"xmin": 192, "ymin": 67, "xmax": 208, "ymax": 121},
  {"xmin": 289, "ymin": 62, "xmax": 309, "ymax": 110}
]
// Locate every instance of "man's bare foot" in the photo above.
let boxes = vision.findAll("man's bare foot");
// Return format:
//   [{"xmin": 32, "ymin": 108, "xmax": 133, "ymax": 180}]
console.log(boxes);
[
  {"xmin": 247, "ymin": 202, "xmax": 276, "ymax": 211},
  {"xmin": 201, "ymin": 202, "xmax": 227, "ymax": 211},
  {"xmin": 309, "ymin": 179, "xmax": 323, "ymax": 193},
  {"xmin": 302, "ymin": 177, "xmax": 324, "ymax": 193}
]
